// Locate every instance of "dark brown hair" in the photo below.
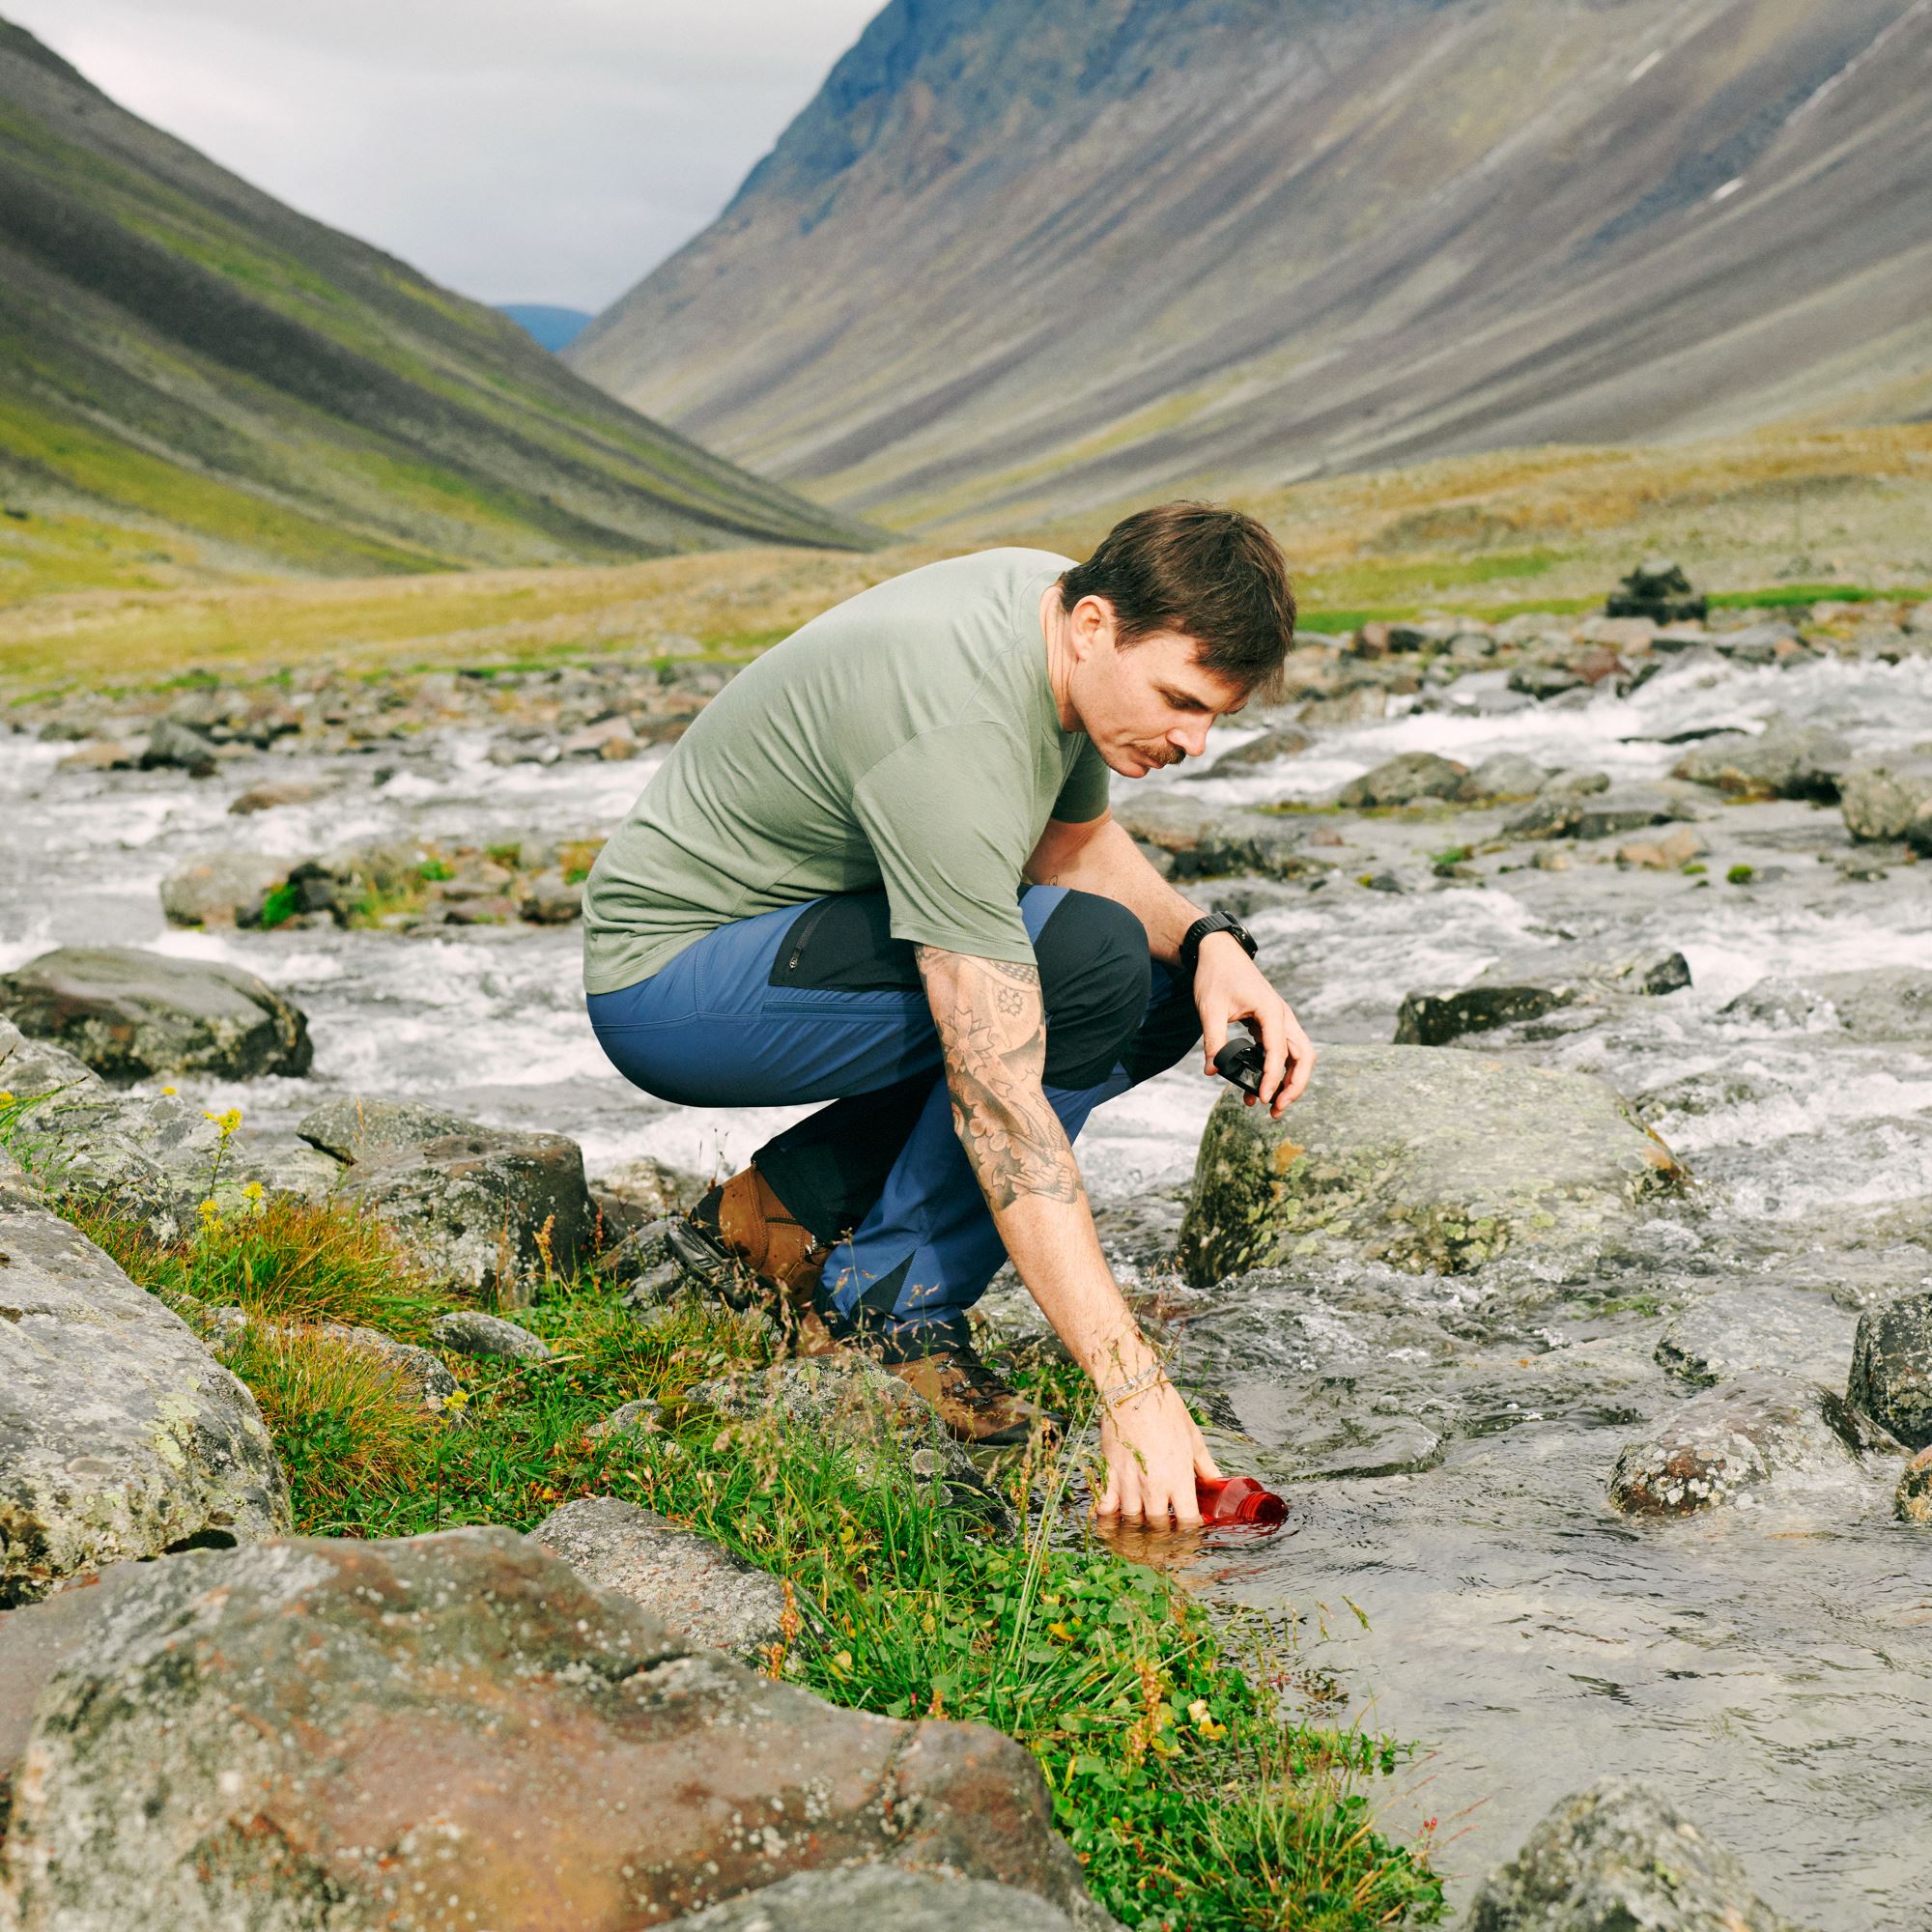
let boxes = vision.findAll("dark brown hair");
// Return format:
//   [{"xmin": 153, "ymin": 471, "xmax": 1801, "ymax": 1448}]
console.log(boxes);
[{"xmin": 1056, "ymin": 501, "xmax": 1295, "ymax": 699}]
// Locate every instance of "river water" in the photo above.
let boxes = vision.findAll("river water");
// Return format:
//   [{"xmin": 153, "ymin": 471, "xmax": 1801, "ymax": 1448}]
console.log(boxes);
[{"xmin": 2, "ymin": 643, "xmax": 1929, "ymax": 1924}]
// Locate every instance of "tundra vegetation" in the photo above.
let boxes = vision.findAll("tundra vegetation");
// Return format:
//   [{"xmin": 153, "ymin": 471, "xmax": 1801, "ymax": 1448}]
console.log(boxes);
[{"xmin": 28, "ymin": 1153, "xmax": 1446, "ymax": 1932}]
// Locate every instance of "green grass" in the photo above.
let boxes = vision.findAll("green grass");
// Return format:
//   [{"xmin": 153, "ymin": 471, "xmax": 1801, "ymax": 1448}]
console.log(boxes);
[
  {"xmin": 1726, "ymin": 864, "xmax": 1755, "ymax": 885},
  {"xmin": 69, "ymin": 1195, "xmax": 1443, "ymax": 1931}
]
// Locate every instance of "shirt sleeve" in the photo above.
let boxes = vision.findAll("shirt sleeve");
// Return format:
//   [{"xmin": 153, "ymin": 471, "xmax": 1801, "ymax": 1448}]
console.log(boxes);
[
  {"xmin": 851, "ymin": 724, "xmax": 1037, "ymax": 962},
  {"xmin": 1051, "ymin": 736, "xmax": 1111, "ymax": 824}
]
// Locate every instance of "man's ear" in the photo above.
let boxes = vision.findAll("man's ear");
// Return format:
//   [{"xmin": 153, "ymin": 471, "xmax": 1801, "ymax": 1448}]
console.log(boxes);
[{"xmin": 1069, "ymin": 593, "xmax": 1115, "ymax": 663}]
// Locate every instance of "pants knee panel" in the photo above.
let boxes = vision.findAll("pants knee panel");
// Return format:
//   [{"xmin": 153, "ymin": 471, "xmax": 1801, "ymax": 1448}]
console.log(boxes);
[{"xmin": 1036, "ymin": 890, "xmax": 1153, "ymax": 1088}]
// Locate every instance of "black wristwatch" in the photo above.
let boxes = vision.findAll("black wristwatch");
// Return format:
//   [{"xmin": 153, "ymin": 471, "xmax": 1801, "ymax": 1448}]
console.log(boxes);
[{"xmin": 1179, "ymin": 909, "xmax": 1257, "ymax": 978}]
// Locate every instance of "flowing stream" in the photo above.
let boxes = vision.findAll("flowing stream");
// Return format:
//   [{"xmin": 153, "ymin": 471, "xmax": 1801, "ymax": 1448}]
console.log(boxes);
[{"xmin": 3, "ymin": 642, "xmax": 1930, "ymax": 1925}]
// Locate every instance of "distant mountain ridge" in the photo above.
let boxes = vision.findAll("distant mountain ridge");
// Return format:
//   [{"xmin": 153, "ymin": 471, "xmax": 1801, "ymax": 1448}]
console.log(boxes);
[
  {"xmin": 0, "ymin": 16, "xmax": 870, "ymax": 590},
  {"xmin": 570, "ymin": 0, "xmax": 1932, "ymax": 531}
]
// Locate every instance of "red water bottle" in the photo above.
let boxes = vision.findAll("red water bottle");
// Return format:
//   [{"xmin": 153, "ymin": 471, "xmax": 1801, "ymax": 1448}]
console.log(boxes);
[{"xmin": 1195, "ymin": 1475, "xmax": 1289, "ymax": 1526}]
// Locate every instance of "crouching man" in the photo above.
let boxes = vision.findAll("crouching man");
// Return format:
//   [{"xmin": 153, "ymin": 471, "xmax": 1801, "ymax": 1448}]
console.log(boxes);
[{"xmin": 582, "ymin": 502, "xmax": 1314, "ymax": 1525}]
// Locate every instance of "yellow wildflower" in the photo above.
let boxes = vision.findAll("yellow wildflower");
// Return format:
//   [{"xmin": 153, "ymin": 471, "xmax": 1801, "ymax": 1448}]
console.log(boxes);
[
  {"xmin": 202, "ymin": 1107, "xmax": 243, "ymax": 1137},
  {"xmin": 242, "ymin": 1180, "xmax": 264, "ymax": 1203}
]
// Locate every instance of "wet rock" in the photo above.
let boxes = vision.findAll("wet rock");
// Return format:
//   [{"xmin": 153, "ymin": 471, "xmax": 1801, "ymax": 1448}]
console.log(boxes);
[
  {"xmin": 666, "ymin": 1866, "xmax": 1089, "ymax": 1931},
  {"xmin": 1839, "ymin": 761, "xmax": 1932, "ymax": 849},
  {"xmin": 1720, "ymin": 967, "xmax": 1932, "ymax": 1040},
  {"xmin": 1508, "ymin": 662, "xmax": 1585, "ymax": 700},
  {"xmin": 1571, "ymin": 789, "xmax": 1679, "ymax": 839},
  {"xmin": 1607, "ymin": 1374, "xmax": 1884, "ymax": 1516},
  {"xmin": 1457, "ymin": 753, "xmax": 1547, "ymax": 802},
  {"xmin": 1198, "ymin": 724, "xmax": 1311, "ymax": 777},
  {"xmin": 519, "ymin": 867, "xmax": 583, "ymax": 923},
  {"xmin": 1847, "ymin": 1291, "xmax": 1932, "ymax": 1449},
  {"xmin": 1655, "ymin": 1290, "xmax": 1853, "ymax": 1389},
  {"xmin": 1672, "ymin": 717, "xmax": 1852, "ymax": 802},
  {"xmin": 1193, "ymin": 811, "xmax": 1323, "ymax": 881},
  {"xmin": 0, "ymin": 947, "xmax": 312, "ymax": 1081},
  {"xmin": 430, "ymin": 1308, "xmax": 554, "ymax": 1361},
  {"xmin": 158, "ymin": 850, "xmax": 291, "ymax": 926},
  {"xmin": 0, "ymin": 1196, "xmax": 289, "ymax": 1605},
  {"xmin": 1807, "ymin": 966, "xmax": 1932, "ymax": 1040},
  {"xmin": 1615, "ymin": 825, "xmax": 1706, "ymax": 868},
  {"xmin": 1395, "ymin": 952, "xmax": 1690, "ymax": 1046},
  {"xmin": 55, "ymin": 740, "xmax": 136, "ymax": 772},
  {"xmin": 1397, "ymin": 984, "xmax": 1571, "ymax": 1043},
  {"xmin": 0, "ymin": 1528, "xmax": 1103, "ymax": 1930},
  {"xmin": 533, "ymin": 1495, "xmax": 789, "ymax": 1662},
  {"xmin": 588, "ymin": 1397, "xmax": 664, "ymax": 1440},
  {"xmin": 1112, "ymin": 791, "xmax": 1211, "ymax": 861},
  {"xmin": 1335, "ymin": 752, "xmax": 1466, "ymax": 808},
  {"xmin": 297, "ymin": 1097, "xmax": 595, "ymax": 1307},
  {"xmin": 227, "ymin": 779, "xmax": 332, "ymax": 814},
  {"xmin": 1179, "ymin": 1044, "xmax": 1684, "ymax": 1281},
  {"xmin": 1897, "ymin": 1446, "xmax": 1932, "ymax": 1523},
  {"xmin": 137, "ymin": 717, "xmax": 218, "ymax": 775},
  {"xmin": 1467, "ymin": 1775, "xmax": 1800, "ymax": 1930}
]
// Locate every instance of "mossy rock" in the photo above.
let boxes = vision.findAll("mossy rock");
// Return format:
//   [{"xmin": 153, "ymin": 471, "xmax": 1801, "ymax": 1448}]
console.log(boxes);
[{"xmin": 1178, "ymin": 1044, "xmax": 1684, "ymax": 1283}]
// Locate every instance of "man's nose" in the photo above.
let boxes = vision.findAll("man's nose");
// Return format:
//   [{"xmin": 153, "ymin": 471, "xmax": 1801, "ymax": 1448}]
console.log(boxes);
[{"xmin": 1170, "ymin": 717, "xmax": 1212, "ymax": 758}]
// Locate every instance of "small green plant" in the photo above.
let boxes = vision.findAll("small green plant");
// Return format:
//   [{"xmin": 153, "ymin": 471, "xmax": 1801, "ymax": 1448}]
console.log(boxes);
[
  {"xmin": 417, "ymin": 858, "xmax": 454, "ymax": 883},
  {"xmin": 257, "ymin": 879, "xmax": 301, "ymax": 929},
  {"xmin": 1726, "ymin": 863, "xmax": 1755, "ymax": 885},
  {"xmin": 1681, "ymin": 862, "xmax": 1707, "ymax": 876}
]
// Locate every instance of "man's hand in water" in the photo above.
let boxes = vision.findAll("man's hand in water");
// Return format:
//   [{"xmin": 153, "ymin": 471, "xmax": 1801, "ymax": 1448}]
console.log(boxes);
[
  {"xmin": 1194, "ymin": 931, "xmax": 1315, "ymax": 1118},
  {"xmin": 1095, "ymin": 1368, "xmax": 1221, "ymax": 1525}
]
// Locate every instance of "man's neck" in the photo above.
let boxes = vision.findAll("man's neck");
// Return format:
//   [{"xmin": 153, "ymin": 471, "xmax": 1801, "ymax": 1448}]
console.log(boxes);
[{"xmin": 1039, "ymin": 584, "xmax": 1079, "ymax": 733}]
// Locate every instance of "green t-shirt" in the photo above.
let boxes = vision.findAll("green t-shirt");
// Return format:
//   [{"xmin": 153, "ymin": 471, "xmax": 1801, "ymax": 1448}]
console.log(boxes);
[{"xmin": 582, "ymin": 548, "xmax": 1111, "ymax": 993}]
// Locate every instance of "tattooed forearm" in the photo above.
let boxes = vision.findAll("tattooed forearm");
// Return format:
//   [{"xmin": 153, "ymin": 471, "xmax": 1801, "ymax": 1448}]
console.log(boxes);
[{"xmin": 916, "ymin": 947, "xmax": 1087, "ymax": 1212}]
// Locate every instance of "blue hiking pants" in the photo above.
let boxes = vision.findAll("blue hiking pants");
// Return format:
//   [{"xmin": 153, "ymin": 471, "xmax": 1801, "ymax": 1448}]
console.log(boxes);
[{"xmin": 586, "ymin": 886, "xmax": 1201, "ymax": 1353}]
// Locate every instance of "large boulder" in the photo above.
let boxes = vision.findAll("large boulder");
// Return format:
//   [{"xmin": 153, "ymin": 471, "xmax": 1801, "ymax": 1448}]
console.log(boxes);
[
  {"xmin": 298, "ymin": 1096, "xmax": 595, "ymax": 1306},
  {"xmin": 0, "ymin": 1196, "xmax": 289, "ymax": 1605},
  {"xmin": 1898, "ymin": 1446, "xmax": 1932, "ymax": 1524},
  {"xmin": 159, "ymin": 851, "xmax": 291, "ymax": 928},
  {"xmin": 1606, "ymin": 1375, "xmax": 1886, "ymax": 1517},
  {"xmin": 0, "ymin": 947, "xmax": 311, "ymax": 1082},
  {"xmin": 1467, "ymin": 1776, "xmax": 1802, "ymax": 1930},
  {"xmin": 533, "ymin": 1495, "xmax": 791, "ymax": 1662},
  {"xmin": 1671, "ymin": 717, "xmax": 1853, "ymax": 802},
  {"xmin": 1839, "ymin": 761, "xmax": 1932, "ymax": 850},
  {"xmin": 1847, "ymin": 1291, "xmax": 1932, "ymax": 1449},
  {"xmin": 0, "ymin": 1528, "xmax": 1106, "ymax": 1930},
  {"xmin": 1179, "ymin": 1044, "xmax": 1684, "ymax": 1281}
]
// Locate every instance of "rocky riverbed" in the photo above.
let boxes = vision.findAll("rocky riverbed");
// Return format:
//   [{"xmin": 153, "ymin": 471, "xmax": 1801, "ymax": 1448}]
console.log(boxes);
[{"xmin": 3, "ymin": 593, "xmax": 1931, "ymax": 1925}]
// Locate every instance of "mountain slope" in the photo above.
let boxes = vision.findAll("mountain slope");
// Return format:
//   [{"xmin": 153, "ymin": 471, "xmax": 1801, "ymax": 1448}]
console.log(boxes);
[
  {"xmin": 0, "ymin": 17, "xmax": 871, "ymax": 594},
  {"xmin": 571, "ymin": 0, "xmax": 1932, "ymax": 531}
]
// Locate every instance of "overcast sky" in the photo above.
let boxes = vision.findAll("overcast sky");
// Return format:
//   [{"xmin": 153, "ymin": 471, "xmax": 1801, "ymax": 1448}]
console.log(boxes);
[{"xmin": 6, "ymin": 0, "xmax": 883, "ymax": 313}]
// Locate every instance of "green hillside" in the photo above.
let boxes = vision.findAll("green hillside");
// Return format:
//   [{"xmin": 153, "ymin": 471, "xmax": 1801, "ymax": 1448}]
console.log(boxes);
[{"xmin": 0, "ymin": 18, "xmax": 874, "ymax": 600}]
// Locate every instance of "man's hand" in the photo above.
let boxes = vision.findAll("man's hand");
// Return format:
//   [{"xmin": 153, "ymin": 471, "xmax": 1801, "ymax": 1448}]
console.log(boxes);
[
  {"xmin": 1095, "ymin": 1371, "xmax": 1221, "ymax": 1524},
  {"xmin": 1195, "ymin": 933, "xmax": 1315, "ymax": 1117}
]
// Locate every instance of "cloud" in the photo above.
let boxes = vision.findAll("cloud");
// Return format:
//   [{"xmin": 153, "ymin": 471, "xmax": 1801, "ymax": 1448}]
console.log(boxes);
[{"xmin": 6, "ymin": 0, "xmax": 882, "ymax": 310}]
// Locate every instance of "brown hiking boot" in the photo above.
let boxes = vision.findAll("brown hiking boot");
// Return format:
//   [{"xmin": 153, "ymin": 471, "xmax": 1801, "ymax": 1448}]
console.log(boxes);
[
  {"xmin": 668, "ymin": 1165, "xmax": 841, "ymax": 1355},
  {"xmin": 882, "ymin": 1335, "xmax": 1065, "ymax": 1447}
]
